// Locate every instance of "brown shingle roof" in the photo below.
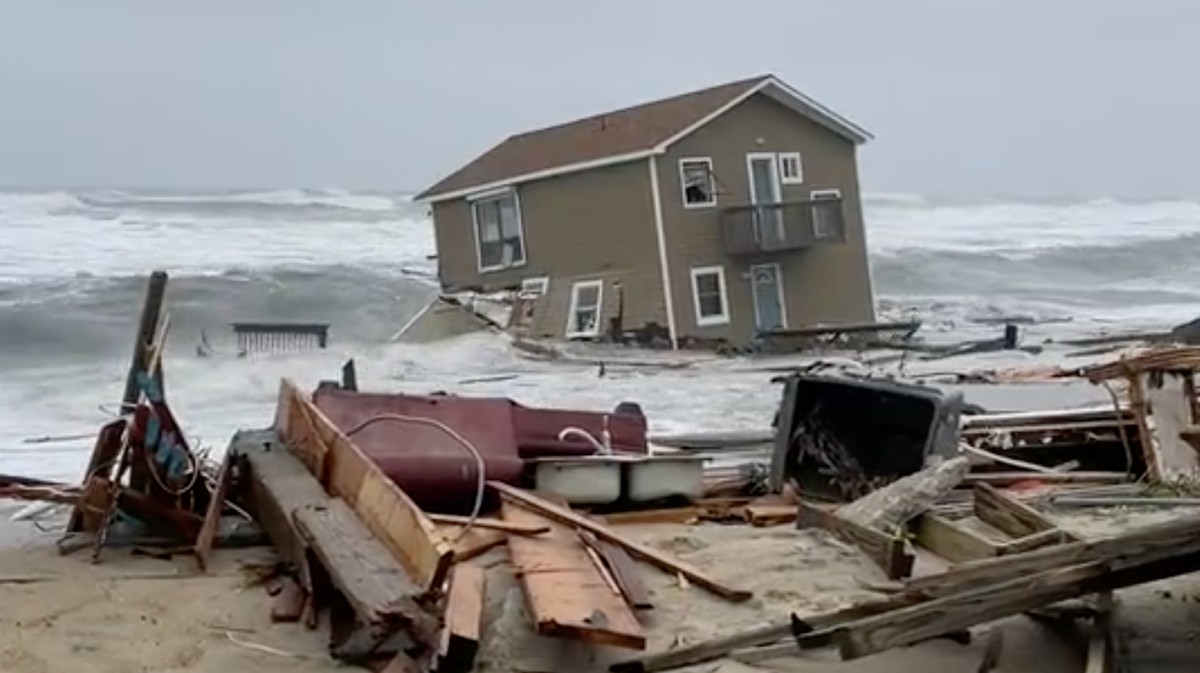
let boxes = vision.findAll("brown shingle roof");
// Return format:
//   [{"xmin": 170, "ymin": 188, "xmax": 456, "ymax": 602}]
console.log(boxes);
[{"xmin": 414, "ymin": 76, "xmax": 768, "ymax": 201}]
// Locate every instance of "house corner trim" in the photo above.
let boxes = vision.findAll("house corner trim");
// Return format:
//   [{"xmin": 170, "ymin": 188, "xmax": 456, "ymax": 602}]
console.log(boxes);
[{"xmin": 647, "ymin": 155, "xmax": 679, "ymax": 349}]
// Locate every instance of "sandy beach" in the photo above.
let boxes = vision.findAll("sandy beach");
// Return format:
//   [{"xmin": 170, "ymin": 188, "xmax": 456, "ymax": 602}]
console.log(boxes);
[{"xmin": 5, "ymin": 498, "xmax": 1200, "ymax": 673}]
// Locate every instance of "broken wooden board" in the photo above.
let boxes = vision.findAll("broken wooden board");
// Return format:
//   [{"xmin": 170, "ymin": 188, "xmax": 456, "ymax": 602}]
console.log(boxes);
[
  {"xmin": 442, "ymin": 526, "xmax": 507, "ymax": 563},
  {"xmin": 584, "ymin": 532, "xmax": 653, "ymax": 610},
  {"xmin": 744, "ymin": 503, "xmax": 799, "ymax": 527},
  {"xmin": 602, "ymin": 506, "xmax": 704, "ymax": 526},
  {"xmin": 1141, "ymin": 370, "xmax": 1200, "ymax": 481},
  {"xmin": 275, "ymin": 378, "xmax": 453, "ymax": 594},
  {"xmin": 193, "ymin": 451, "xmax": 233, "ymax": 572},
  {"xmin": 914, "ymin": 513, "xmax": 999, "ymax": 563},
  {"xmin": 293, "ymin": 498, "xmax": 433, "ymax": 643},
  {"xmin": 438, "ymin": 563, "xmax": 485, "ymax": 673},
  {"xmin": 237, "ymin": 429, "xmax": 327, "ymax": 574},
  {"xmin": 796, "ymin": 499, "xmax": 915, "ymax": 580},
  {"xmin": 502, "ymin": 500, "xmax": 645, "ymax": 649},
  {"xmin": 837, "ymin": 456, "xmax": 969, "ymax": 532},
  {"xmin": 493, "ymin": 481, "xmax": 751, "ymax": 602},
  {"xmin": 427, "ymin": 513, "xmax": 548, "ymax": 536},
  {"xmin": 963, "ymin": 471, "xmax": 1129, "ymax": 486},
  {"xmin": 973, "ymin": 483, "xmax": 1061, "ymax": 539}
]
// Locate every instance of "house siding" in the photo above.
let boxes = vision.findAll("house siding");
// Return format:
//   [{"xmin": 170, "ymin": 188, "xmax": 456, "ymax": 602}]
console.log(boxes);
[
  {"xmin": 431, "ymin": 160, "xmax": 667, "ymax": 339},
  {"xmin": 657, "ymin": 93, "xmax": 876, "ymax": 344}
]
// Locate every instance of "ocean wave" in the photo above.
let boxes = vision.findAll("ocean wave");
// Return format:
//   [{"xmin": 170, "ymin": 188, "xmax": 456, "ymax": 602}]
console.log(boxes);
[{"xmin": 0, "ymin": 265, "xmax": 438, "ymax": 368}]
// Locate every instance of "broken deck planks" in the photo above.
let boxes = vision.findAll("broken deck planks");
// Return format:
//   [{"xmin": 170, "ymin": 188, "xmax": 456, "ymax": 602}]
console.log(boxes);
[
  {"xmin": 193, "ymin": 451, "xmax": 234, "ymax": 572},
  {"xmin": 502, "ymin": 501, "xmax": 645, "ymax": 649},
  {"xmin": 796, "ymin": 499, "xmax": 915, "ymax": 580},
  {"xmin": 493, "ymin": 481, "xmax": 751, "ymax": 602},
  {"xmin": 292, "ymin": 498, "xmax": 431, "ymax": 638},
  {"xmin": 437, "ymin": 563, "xmax": 485, "ymax": 673},
  {"xmin": 237, "ymin": 429, "xmax": 326, "ymax": 574},
  {"xmin": 584, "ymin": 532, "xmax": 653, "ymax": 610},
  {"xmin": 427, "ymin": 513, "xmax": 549, "ymax": 536},
  {"xmin": 973, "ymin": 483, "xmax": 1061, "ymax": 539},
  {"xmin": 275, "ymin": 378, "xmax": 453, "ymax": 595},
  {"xmin": 443, "ymin": 526, "xmax": 508, "ymax": 563},
  {"xmin": 914, "ymin": 513, "xmax": 999, "ymax": 563}
]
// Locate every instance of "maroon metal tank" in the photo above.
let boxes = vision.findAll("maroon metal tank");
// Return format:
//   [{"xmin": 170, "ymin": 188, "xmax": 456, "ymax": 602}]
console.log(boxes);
[{"xmin": 311, "ymin": 388, "xmax": 647, "ymax": 513}]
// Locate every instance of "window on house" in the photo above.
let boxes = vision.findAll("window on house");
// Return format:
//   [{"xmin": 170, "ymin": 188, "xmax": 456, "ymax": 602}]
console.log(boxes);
[
  {"xmin": 471, "ymin": 190, "xmax": 526, "ymax": 271},
  {"xmin": 810, "ymin": 189, "xmax": 842, "ymax": 239},
  {"xmin": 690, "ymin": 266, "xmax": 730, "ymax": 326},
  {"xmin": 566, "ymin": 280, "xmax": 603, "ymax": 337},
  {"xmin": 778, "ymin": 152, "xmax": 803, "ymax": 184},
  {"xmin": 520, "ymin": 276, "xmax": 548, "ymax": 298},
  {"xmin": 679, "ymin": 158, "xmax": 716, "ymax": 207}
]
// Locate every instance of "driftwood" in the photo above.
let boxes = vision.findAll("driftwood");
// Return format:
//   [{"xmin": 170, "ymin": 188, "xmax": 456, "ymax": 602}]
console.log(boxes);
[{"xmin": 837, "ymin": 457, "xmax": 970, "ymax": 532}]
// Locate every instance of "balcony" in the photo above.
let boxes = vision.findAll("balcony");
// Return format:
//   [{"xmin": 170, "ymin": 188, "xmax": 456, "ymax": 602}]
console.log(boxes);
[{"xmin": 720, "ymin": 197, "xmax": 847, "ymax": 255}]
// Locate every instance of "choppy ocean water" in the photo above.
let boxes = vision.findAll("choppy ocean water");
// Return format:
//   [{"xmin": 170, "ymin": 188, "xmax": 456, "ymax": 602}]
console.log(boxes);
[{"xmin": 1, "ymin": 188, "xmax": 1197, "ymax": 480}]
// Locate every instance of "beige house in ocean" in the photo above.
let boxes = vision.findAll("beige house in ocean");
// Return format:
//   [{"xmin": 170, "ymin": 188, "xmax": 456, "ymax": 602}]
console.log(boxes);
[{"xmin": 414, "ymin": 74, "xmax": 877, "ymax": 348}]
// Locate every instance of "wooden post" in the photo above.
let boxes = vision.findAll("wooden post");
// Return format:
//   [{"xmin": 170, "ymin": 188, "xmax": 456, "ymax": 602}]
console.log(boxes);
[{"xmin": 68, "ymin": 272, "xmax": 168, "ymax": 532}]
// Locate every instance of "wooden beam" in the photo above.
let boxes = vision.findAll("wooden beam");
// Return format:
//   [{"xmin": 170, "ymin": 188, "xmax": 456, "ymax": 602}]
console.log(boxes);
[
  {"xmin": 996, "ymin": 527, "xmax": 1067, "ymax": 556},
  {"xmin": 974, "ymin": 483, "xmax": 1058, "ymax": 539},
  {"xmin": 837, "ymin": 457, "xmax": 969, "ymax": 532},
  {"xmin": 902, "ymin": 512, "xmax": 1200, "ymax": 597},
  {"xmin": 963, "ymin": 472, "xmax": 1128, "ymax": 486},
  {"xmin": 67, "ymin": 419, "xmax": 128, "ymax": 532},
  {"xmin": 193, "ymin": 451, "xmax": 233, "ymax": 572},
  {"xmin": 796, "ymin": 499, "xmax": 915, "ymax": 580},
  {"xmin": 275, "ymin": 378, "xmax": 453, "ymax": 595},
  {"xmin": 824, "ymin": 550, "xmax": 1200, "ymax": 660},
  {"xmin": 445, "ymin": 527, "xmax": 507, "ymax": 563},
  {"xmin": 914, "ymin": 514, "xmax": 999, "ymax": 563},
  {"xmin": 580, "ymin": 530, "xmax": 652, "ymax": 610},
  {"xmin": 492, "ymin": 482, "xmax": 752, "ymax": 602},
  {"xmin": 438, "ymin": 563, "xmax": 485, "ymax": 673},
  {"xmin": 744, "ymin": 503, "xmax": 799, "ymax": 527},
  {"xmin": 502, "ymin": 501, "xmax": 645, "ymax": 649},
  {"xmin": 428, "ymin": 513, "xmax": 549, "ymax": 536},
  {"xmin": 602, "ymin": 506, "xmax": 704, "ymax": 525}
]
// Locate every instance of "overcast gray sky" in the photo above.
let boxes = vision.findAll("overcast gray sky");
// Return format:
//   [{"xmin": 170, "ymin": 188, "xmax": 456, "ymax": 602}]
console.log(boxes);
[{"xmin": 1, "ymin": 2, "xmax": 1197, "ymax": 198}]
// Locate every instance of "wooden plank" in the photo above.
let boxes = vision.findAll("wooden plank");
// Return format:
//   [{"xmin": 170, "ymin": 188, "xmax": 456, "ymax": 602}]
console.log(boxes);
[
  {"xmin": 602, "ymin": 506, "xmax": 704, "ymax": 525},
  {"xmin": 914, "ymin": 514, "xmax": 999, "ymax": 563},
  {"xmin": 796, "ymin": 499, "xmax": 914, "ymax": 580},
  {"xmin": 825, "ymin": 550, "xmax": 1200, "ymax": 660},
  {"xmin": 438, "ymin": 563, "xmax": 485, "ymax": 673},
  {"xmin": 271, "ymin": 577, "xmax": 306, "ymax": 622},
  {"xmin": 238, "ymin": 429, "xmax": 328, "ymax": 574},
  {"xmin": 502, "ymin": 501, "xmax": 645, "ymax": 649},
  {"xmin": 428, "ymin": 513, "xmax": 548, "ymax": 536},
  {"xmin": 445, "ymin": 526, "xmax": 507, "ymax": 563},
  {"xmin": 275, "ymin": 378, "xmax": 453, "ymax": 595},
  {"xmin": 293, "ymin": 498, "xmax": 430, "ymax": 636},
  {"xmin": 492, "ymin": 482, "xmax": 751, "ymax": 602},
  {"xmin": 67, "ymin": 420, "xmax": 127, "ymax": 532},
  {"xmin": 996, "ymin": 527, "xmax": 1066, "ymax": 556},
  {"xmin": 744, "ymin": 503, "xmax": 799, "ymax": 527},
  {"xmin": 837, "ymin": 457, "xmax": 969, "ymax": 532},
  {"xmin": 963, "ymin": 472, "xmax": 1129, "ymax": 486},
  {"xmin": 193, "ymin": 451, "xmax": 233, "ymax": 572},
  {"xmin": 903, "ymin": 512, "xmax": 1200, "ymax": 598},
  {"xmin": 974, "ymin": 483, "xmax": 1057, "ymax": 539},
  {"xmin": 588, "ymin": 534, "xmax": 653, "ymax": 610}
]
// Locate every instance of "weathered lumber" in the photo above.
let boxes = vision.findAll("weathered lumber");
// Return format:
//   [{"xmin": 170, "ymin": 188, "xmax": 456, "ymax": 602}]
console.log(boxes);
[
  {"xmin": 996, "ymin": 527, "xmax": 1066, "ymax": 555},
  {"xmin": 492, "ymin": 482, "xmax": 751, "ymax": 602},
  {"xmin": 914, "ymin": 513, "xmax": 999, "ymax": 563},
  {"xmin": 293, "ymin": 498, "xmax": 432, "ymax": 638},
  {"xmin": 67, "ymin": 419, "xmax": 128, "ymax": 532},
  {"xmin": 744, "ymin": 503, "xmax": 799, "ymax": 527},
  {"xmin": 238, "ymin": 429, "xmax": 326, "ymax": 573},
  {"xmin": 602, "ymin": 506, "xmax": 704, "ymax": 525},
  {"xmin": 438, "ymin": 563, "xmax": 485, "ymax": 673},
  {"xmin": 502, "ymin": 501, "xmax": 645, "ymax": 649},
  {"xmin": 973, "ymin": 483, "xmax": 1060, "ymax": 539},
  {"xmin": 587, "ymin": 533, "xmax": 652, "ymax": 610},
  {"xmin": 796, "ymin": 499, "xmax": 915, "ymax": 580},
  {"xmin": 963, "ymin": 471, "xmax": 1129, "ymax": 486},
  {"xmin": 902, "ymin": 512, "xmax": 1200, "ymax": 597},
  {"xmin": 427, "ymin": 513, "xmax": 548, "ymax": 536},
  {"xmin": 193, "ymin": 451, "xmax": 233, "ymax": 572},
  {"xmin": 820, "ymin": 549, "xmax": 1200, "ymax": 660},
  {"xmin": 275, "ymin": 378, "xmax": 453, "ymax": 594},
  {"xmin": 837, "ymin": 457, "xmax": 969, "ymax": 532},
  {"xmin": 445, "ymin": 526, "xmax": 507, "ymax": 563}
]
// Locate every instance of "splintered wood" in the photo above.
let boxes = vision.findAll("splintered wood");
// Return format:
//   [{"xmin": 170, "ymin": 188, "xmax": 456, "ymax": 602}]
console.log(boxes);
[
  {"xmin": 502, "ymin": 501, "xmax": 645, "ymax": 649},
  {"xmin": 438, "ymin": 563, "xmax": 485, "ymax": 673},
  {"xmin": 274, "ymin": 378, "xmax": 453, "ymax": 594}
]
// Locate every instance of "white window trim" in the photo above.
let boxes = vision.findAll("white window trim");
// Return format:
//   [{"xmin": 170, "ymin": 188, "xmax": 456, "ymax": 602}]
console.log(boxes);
[
  {"xmin": 520, "ymin": 276, "xmax": 549, "ymax": 297},
  {"xmin": 745, "ymin": 152, "xmax": 782, "ymax": 205},
  {"xmin": 778, "ymin": 152, "xmax": 804, "ymax": 185},
  {"xmin": 689, "ymin": 265, "xmax": 731, "ymax": 327},
  {"xmin": 565, "ymin": 279, "xmax": 604, "ymax": 338},
  {"xmin": 678, "ymin": 157, "xmax": 717, "ymax": 209},
  {"xmin": 469, "ymin": 187, "xmax": 528, "ymax": 273},
  {"xmin": 810, "ymin": 188, "xmax": 842, "ymax": 239}
]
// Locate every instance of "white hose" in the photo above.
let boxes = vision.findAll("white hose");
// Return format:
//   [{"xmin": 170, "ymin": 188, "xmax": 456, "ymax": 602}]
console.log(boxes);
[{"xmin": 343, "ymin": 413, "xmax": 487, "ymax": 541}]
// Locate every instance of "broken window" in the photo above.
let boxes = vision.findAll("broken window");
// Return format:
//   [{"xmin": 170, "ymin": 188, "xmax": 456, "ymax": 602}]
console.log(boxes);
[
  {"xmin": 566, "ymin": 280, "xmax": 603, "ymax": 337},
  {"xmin": 690, "ymin": 266, "xmax": 729, "ymax": 326},
  {"xmin": 810, "ymin": 189, "xmax": 842, "ymax": 239},
  {"xmin": 679, "ymin": 158, "xmax": 716, "ymax": 207},
  {"xmin": 472, "ymin": 190, "xmax": 526, "ymax": 271}
]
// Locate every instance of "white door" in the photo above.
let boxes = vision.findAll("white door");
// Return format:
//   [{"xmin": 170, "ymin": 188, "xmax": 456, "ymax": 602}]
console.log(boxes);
[
  {"xmin": 750, "ymin": 263, "xmax": 786, "ymax": 332},
  {"xmin": 746, "ymin": 153, "xmax": 784, "ymax": 246}
]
